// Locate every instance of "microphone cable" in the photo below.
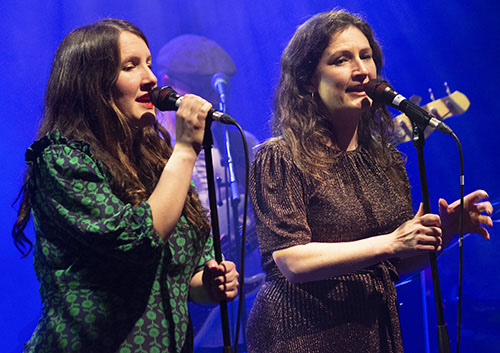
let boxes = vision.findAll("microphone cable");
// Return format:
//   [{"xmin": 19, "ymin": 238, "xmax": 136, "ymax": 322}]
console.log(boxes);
[
  {"xmin": 450, "ymin": 132, "xmax": 465, "ymax": 353},
  {"xmin": 230, "ymin": 121, "xmax": 250, "ymax": 353}
]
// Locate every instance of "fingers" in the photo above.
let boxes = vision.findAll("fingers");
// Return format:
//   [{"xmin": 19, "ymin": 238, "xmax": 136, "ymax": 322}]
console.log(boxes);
[
  {"xmin": 438, "ymin": 198, "xmax": 449, "ymax": 214},
  {"xmin": 474, "ymin": 201, "xmax": 493, "ymax": 215},
  {"xmin": 420, "ymin": 213, "xmax": 441, "ymax": 228},
  {"xmin": 476, "ymin": 213, "xmax": 494, "ymax": 228},
  {"xmin": 415, "ymin": 228, "xmax": 443, "ymax": 251},
  {"xmin": 414, "ymin": 203, "xmax": 441, "ymax": 227},
  {"xmin": 474, "ymin": 226, "xmax": 491, "ymax": 241},
  {"xmin": 175, "ymin": 94, "xmax": 212, "ymax": 151},
  {"xmin": 440, "ymin": 190, "xmax": 493, "ymax": 240},
  {"xmin": 177, "ymin": 94, "xmax": 212, "ymax": 119},
  {"xmin": 464, "ymin": 189, "xmax": 489, "ymax": 205},
  {"xmin": 393, "ymin": 211, "xmax": 443, "ymax": 257},
  {"xmin": 448, "ymin": 189, "xmax": 490, "ymax": 210},
  {"xmin": 416, "ymin": 202, "xmax": 424, "ymax": 217},
  {"xmin": 467, "ymin": 212, "xmax": 492, "ymax": 240},
  {"xmin": 204, "ymin": 260, "xmax": 236, "ymax": 277},
  {"xmin": 203, "ymin": 260, "xmax": 239, "ymax": 301}
]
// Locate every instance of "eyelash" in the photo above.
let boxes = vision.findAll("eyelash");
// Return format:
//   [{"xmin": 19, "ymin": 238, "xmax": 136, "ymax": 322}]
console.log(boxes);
[
  {"xmin": 334, "ymin": 54, "xmax": 372, "ymax": 65},
  {"xmin": 122, "ymin": 63, "xmax": 153, "ymax": 71}
]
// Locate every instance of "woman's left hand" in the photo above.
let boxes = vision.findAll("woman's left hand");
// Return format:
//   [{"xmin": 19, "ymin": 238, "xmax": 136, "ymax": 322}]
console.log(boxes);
[
  {"xmin": 202, "ymin": 260, "xmax": 239, "ymax": 302},
  {"xmin": 439, "ymin": 189, "xmax": 493, "ymax": 244}
]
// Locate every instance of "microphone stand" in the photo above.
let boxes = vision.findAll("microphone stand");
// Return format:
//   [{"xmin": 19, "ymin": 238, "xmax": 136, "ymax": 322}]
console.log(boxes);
[
  {"xmin": 217, "ymin": 98, "xmax": 241, "ymax": 255},
  {"xmin": 412, "ymin": 123, "xmax": 451, "ymax": 353},
  {"xmin": 203, "ymin": 113, "xmax": 233, "ymax": 353}
]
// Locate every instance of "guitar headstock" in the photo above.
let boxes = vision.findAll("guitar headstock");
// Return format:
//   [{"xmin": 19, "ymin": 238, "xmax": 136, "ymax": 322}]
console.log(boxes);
[{"xmin": 391, "ymin": 91, "xmax": 470, "ymax": 146}]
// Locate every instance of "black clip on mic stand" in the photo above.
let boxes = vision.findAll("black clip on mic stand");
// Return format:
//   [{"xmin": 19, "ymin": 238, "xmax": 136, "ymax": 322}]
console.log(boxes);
[
  {"xmin": 203, "ymin": 113, "xmax": 233, "ymax": 353},
  {"xmin": 412, "ymin": 122, "xmax": 451, "ymax": 353}
]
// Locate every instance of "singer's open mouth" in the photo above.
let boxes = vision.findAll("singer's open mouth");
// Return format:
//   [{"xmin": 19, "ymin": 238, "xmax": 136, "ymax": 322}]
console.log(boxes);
[
  {"xmin": 136, "ymin": 93, "xmax": 151, "ymax": 103},
  {"xmin": 346, "ymin": 85, "xmax": 365, "ymax": 93}
]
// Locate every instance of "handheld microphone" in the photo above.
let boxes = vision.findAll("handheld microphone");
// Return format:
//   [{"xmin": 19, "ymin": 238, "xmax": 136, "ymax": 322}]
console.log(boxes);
[
  {"xmin": 150, "ymin": 86, "xmax": 236, "ymax": 125},
  {"xmin": 364, "ymin": 79, "xmax": 453, "ymax": 135},
  {"xmin": 211, "ymin": 72, "xmax": 230, "ymax": 105}
]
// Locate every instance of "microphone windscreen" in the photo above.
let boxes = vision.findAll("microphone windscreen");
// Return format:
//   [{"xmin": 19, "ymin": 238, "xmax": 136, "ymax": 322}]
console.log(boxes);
[
  {"xmin": 150, "ymin": 86, "xmax": 180, "ymax": 111},
  {"xmin": 211, "ymin": 72, "xmax": 229, "ymax": 87},
  {"xmin": 363, "ymin": 79, "xmax": 380, "ymax": 98},
  {"xmin": 364, "ymin": 79, "xmax": 395, "ymax": 105}
]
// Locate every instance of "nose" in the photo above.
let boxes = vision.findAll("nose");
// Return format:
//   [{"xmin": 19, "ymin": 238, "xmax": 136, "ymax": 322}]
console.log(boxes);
[
  {"xmin": 141, "ymin": 66, "xmax": 157, "ymax": 91},
  {"xmin": 353, "ymin": 58, "xmax": 369, "ymax": 80}
]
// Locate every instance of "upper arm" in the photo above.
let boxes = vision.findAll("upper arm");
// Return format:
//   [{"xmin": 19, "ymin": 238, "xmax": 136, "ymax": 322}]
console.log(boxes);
[
  {"xmin": 250, "ymin": 143, "xmax": 313, "ymax": 263},
  {"xmin": 29, "ymin": 142, "xmax": 164, "ymax": 265}
]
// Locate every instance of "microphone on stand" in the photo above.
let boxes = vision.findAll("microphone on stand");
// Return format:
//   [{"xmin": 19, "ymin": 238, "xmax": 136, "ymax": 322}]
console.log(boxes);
[
  {"xmin": 211, "ymin": 72, "xmax": 230, "ymax": 111},
  {"xmin": 149, "ymin": 86, "xmax": 236, "ymax": 125},
  {"xmin": 364, "ymin": 79, "xmax": 453, "ymax": 135},
  {"xmin": 210, "ymin": 72, "xmax": 240, "ymax": 204}
]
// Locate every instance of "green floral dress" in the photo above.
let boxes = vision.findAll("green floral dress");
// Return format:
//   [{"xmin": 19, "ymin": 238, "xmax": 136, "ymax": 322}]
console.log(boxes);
[{"xmin": 23, "ymin": 131, "xmax": 215, "ymax": 353}]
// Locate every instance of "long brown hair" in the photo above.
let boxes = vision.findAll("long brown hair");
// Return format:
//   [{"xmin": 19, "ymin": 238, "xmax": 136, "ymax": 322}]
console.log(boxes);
[
  {"xmin": 272, "ymin": 9, "xmax": 397, "ymax": 180},
  {"xmin": 12, "ymin": 18, "xmax": 210, "ymax": 255}
]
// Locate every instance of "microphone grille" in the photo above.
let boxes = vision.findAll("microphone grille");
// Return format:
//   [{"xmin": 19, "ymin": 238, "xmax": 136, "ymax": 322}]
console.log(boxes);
[
  {"xmin": 211, "ymin": 72, "xmax": 229, "ymax": 89},
  {"xmin": 150, "ymin": 86, "xmax": 179, "ymax": 111},
  {"xmin": 364, "ymin": 79, "xmax": 395, "ymax": 104},
  {"xmin": 363, "ymin": 79, "xmax": 380, "ymax": 98}
]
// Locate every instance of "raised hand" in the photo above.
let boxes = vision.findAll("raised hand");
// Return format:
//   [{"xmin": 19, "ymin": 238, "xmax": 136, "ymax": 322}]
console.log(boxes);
[
  {"xmin": 439, "ymin": 189, "xmax": 493, "ymax": 242},
  {"xmin": 175, "ymin": 94, "xmax": 212, "ymax": 154}
]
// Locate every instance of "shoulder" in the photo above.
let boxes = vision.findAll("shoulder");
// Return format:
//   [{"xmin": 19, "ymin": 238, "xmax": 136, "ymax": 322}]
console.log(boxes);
[
  {"xmin": 27, "ymin": 130, "xmax": 87, "ymax": 161},
  {"xmin": 387, "ymin": 143, "xmax": 403, "ymax": 157},
  {"xmin": 386, "ymin": 143, "xmax": 406, "ymax": 167},
  {"xmin": 26, "ymin": 130, "xmax": 108, "ymax": 180},
  {"xmin": 254, "ymin": 137, "xmax": 292, "ymax": 161},
  {"xmin": 251, "ymin": 137, "xmax": 309, "ymax": 184}
]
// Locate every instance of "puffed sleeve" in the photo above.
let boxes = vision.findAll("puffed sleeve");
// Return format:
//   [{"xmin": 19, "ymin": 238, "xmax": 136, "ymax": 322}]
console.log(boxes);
[
  {"xmin": 249, "ymin": 141, "xmax": 313, "ymax": 261},
  {"xmin": 27, "ymin": 131, "xmax": 164, "ymax": 265}
]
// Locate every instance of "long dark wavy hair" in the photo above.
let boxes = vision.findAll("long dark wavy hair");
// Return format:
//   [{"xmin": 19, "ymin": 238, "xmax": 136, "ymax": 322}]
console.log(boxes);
[
  {"xmin": 272, "ymin": 9, "xmax": 398, "ymax": 180},
  {"xmin": 12, "ymin": 18, "xmax": 210, "ymax": 256}
]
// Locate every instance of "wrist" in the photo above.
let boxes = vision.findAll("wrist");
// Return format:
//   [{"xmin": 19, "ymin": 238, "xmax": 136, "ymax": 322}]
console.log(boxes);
[
  {"xmin": 170, "ymin": 143, "xmax": 198, "ymax": 163},
  {"xmin": 377, "ymin": 233, "xmax": 397, "ymax": 258}
]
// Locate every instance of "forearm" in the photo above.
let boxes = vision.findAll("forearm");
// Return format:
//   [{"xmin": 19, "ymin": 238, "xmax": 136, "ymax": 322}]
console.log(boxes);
[
  {"xmin": 396, "ymin": 253, "xmax": 431, "ymax": 281},
  {"xmin": 148, "ymin": 143, "xmax": 197, "ymax": 240},
  {"xmin": 272, "ymin": 235, "xmax": 395, "ymax": 283}
]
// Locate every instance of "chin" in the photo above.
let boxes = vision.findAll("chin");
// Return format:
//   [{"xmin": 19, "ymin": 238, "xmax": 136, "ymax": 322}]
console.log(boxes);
[
  {"xmin": 142, "ymin": 112, "xmax": 157, "ymax": 126},
  {"xmin": 359, "ymin": 98, "xmax": 372, "ymax": 112},
  {"xmin": 132, "ymin": 112, "xmax": 157, "ymax": 129}
]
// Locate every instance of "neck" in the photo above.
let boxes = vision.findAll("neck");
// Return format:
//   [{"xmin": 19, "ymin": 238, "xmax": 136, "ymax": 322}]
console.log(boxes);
[
  {"xmin": 328, "ymin": 111, "xmax": 361, "ymax": 151},
  {"xmin": 334, "ymin": 126, "xmax": 358, "ymax": 151}
]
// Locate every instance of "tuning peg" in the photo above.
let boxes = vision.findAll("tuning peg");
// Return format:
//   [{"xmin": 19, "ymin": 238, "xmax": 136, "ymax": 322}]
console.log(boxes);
[
  {"xmin": 444, "ymin": 82, "xmax": 451, "ymax": 95},
  {"xmin": 428, "ymin": 88, "xmax": 435, "ymax": 101}
]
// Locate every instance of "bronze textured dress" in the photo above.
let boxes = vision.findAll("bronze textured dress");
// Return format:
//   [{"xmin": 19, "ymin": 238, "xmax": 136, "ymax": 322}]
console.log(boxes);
[{"xmin": 246, "ymin": 140, "xmax": 413, "ymax": 353}]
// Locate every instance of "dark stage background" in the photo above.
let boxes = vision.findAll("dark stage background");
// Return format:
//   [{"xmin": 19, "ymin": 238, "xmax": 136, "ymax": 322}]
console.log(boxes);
[{"xmin": 1, "ymin": 1, "xmax": 498, "ymax": 352}]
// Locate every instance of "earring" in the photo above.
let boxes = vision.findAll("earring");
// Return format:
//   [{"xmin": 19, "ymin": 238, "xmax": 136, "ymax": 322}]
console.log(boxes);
[{"xmin": 311, "ymin": 92, "xmax": 315, "ymax": 100}]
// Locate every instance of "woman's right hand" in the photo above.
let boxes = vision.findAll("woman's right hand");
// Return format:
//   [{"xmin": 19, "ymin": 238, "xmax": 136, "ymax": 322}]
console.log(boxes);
[
  {"xmin": 174, "ymin": 94, "xmax": 212, "ymax": 155},
  {"xmin": 390, "ymin": 203, "xmax": 443, "ymax": 258}
]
